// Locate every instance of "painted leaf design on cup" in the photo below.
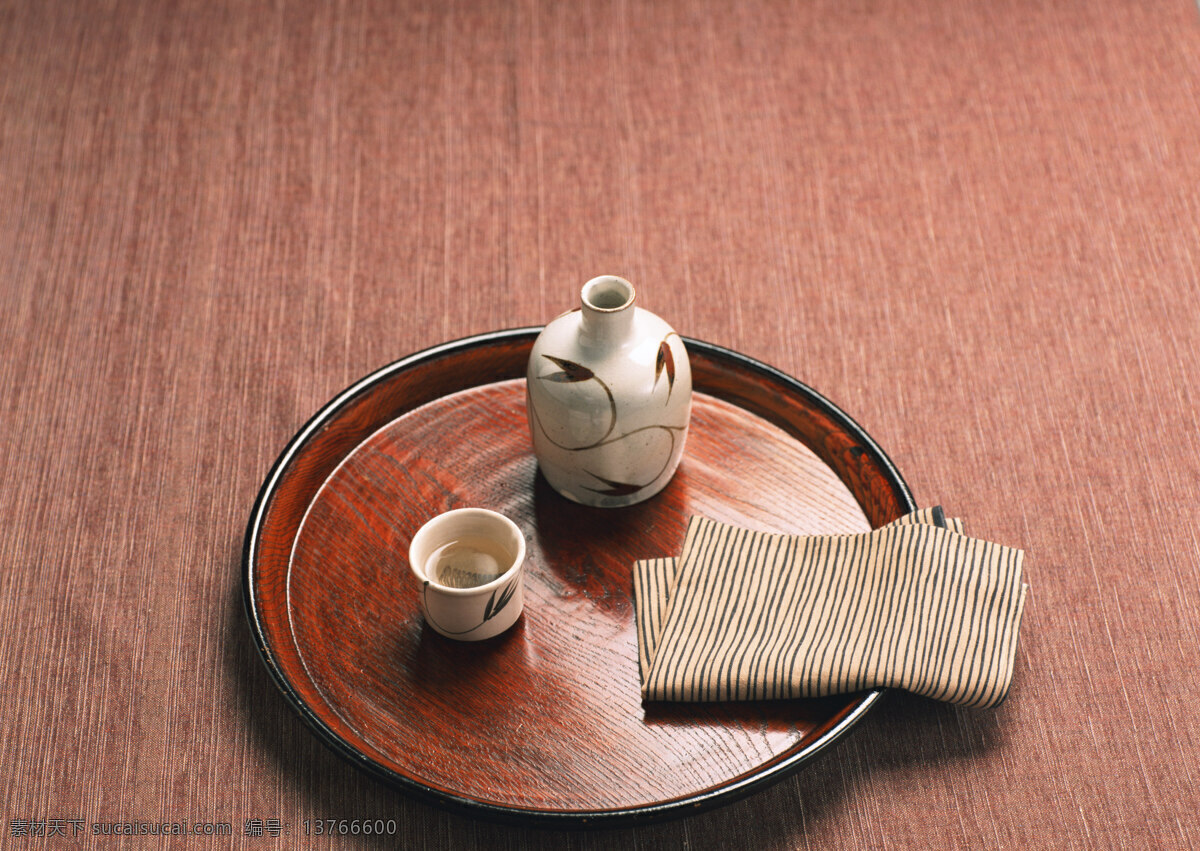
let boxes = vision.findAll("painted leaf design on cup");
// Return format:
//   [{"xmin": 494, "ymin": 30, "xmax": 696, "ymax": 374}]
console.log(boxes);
[
  {"xmin": 655, "ymin": 339, "xmax": 676, "ymax": 397},
  {"xmin": 582, "ymin": 472, "xmax": 645, "ymax": 497},
  {"xmin": 483, "ymin": 579, "xmax": 519, "ymax": 623},
  {"xmin": 541, "ymin": 354, "xmax": 594, "ymax": 383}
]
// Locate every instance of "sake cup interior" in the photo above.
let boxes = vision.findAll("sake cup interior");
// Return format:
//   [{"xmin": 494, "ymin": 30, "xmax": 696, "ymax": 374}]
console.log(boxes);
[{"xmin": 408, "ymin": 508, "xmax": 525, "ymax": 592}]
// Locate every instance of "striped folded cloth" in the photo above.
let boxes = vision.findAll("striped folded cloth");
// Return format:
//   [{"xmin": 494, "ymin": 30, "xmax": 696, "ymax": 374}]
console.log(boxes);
[{"xmin": 634, "ymin": 508, "xmax": 1027, "ymax": 708}]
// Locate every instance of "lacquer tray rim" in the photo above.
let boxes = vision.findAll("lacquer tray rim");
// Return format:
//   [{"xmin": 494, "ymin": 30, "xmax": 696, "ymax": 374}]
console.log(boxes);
[{"xmin": 242, "ymin": 326, "xmax": 915, "ymax": 827}]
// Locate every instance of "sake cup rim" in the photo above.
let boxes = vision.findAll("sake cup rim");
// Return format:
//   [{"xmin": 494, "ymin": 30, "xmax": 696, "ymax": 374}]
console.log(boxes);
[{"xmin": 408, "ymin": 507, "xmax": 526, "ymax": 596}]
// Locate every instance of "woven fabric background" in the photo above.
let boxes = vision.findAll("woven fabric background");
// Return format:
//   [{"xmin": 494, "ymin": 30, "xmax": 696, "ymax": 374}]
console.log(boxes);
[{"xmin": 2, "ymin": 0, "xmax": 1197, "ymax": 847}]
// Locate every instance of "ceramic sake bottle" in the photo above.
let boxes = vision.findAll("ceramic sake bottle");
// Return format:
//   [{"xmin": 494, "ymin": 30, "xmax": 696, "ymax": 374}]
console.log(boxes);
[{"xmin": 526, "ymin": 275, "xmax": 692, "ymax": 507}]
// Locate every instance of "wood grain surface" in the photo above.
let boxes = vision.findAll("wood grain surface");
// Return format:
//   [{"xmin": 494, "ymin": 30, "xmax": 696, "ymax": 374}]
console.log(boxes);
[
  {"xmin": 2, "ymin": 0, "xmax": 1199, "ymax": 847},
  {"xmin": 290, "ymin": 384, "xmax": 863, "ymax": 812},
  {"xmin": 250, "ymin": 334, "xmax": 905, "ymax": 821}
]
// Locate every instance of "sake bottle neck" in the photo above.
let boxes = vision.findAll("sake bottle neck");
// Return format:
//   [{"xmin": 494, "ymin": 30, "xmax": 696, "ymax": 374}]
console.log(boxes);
[{"xmin": 580, "ymin": 275, "xmax": 636, "ymax": 343}]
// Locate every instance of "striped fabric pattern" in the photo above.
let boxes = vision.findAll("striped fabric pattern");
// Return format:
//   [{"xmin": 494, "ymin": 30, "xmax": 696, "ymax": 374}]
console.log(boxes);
[{"xmin": 634, "ymin": 509, "xmax": 1026, "ymax": 707}]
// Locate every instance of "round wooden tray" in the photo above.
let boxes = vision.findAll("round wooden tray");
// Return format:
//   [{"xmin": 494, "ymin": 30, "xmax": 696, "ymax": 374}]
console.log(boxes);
[{"xmin": 242, "ymin": 329, "xmax": 914, "ymax": 826}]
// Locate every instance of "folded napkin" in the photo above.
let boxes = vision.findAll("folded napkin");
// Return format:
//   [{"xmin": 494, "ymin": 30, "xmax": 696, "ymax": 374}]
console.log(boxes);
[{"xmin": 635, "ymin": 508, "xmax": 1027, "ymax": 708}]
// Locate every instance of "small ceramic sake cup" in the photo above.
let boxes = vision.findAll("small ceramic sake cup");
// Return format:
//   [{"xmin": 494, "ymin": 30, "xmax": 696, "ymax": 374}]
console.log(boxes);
[{"xmin": 408, "ymin": 508, "xmax": 526, "ymax": 641}]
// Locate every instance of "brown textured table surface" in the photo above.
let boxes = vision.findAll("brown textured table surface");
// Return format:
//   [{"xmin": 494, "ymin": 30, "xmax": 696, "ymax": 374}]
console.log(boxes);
[{"xmin": 2, "ymin": 1, "xmax": 1198, "ymax": 847}]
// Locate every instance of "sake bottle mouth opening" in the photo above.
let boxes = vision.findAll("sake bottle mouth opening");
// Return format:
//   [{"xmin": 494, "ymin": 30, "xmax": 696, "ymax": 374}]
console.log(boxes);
[{"xmin": 582, "ymin": 276, "xmax": 635, "ymax": 312}]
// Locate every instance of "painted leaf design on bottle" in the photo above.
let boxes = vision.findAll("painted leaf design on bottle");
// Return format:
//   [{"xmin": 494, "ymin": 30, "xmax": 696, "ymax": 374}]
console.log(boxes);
[
  {"xmin": 541, "ymin": 355, "xmax": 594, "ymax": 383},
  {"xmin": 582, "ymin": 473, "xmax": 646, "ymax": 497},
  {"xmin": 655, "ymin": 338, "xmax": 676, "ymax": 398},
  {"xmin": 533, "ymin": 354, "xmax": 617, "ymax": 448}
]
